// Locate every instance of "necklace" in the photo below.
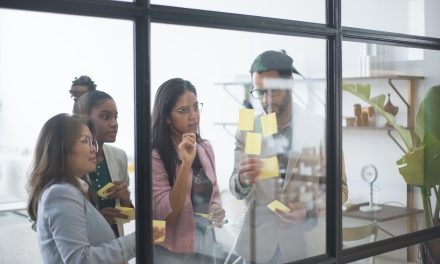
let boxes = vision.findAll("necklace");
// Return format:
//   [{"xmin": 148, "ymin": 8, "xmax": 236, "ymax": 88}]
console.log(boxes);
[{"xmin": 193, "ymin": 168, "xmax": 204, "ymax": 184}]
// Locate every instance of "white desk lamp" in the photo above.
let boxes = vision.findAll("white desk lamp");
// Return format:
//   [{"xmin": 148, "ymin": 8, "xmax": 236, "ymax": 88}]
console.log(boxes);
[{"xmin": 360, "ymin": 164, "xmax": 382, "ymax": 212}]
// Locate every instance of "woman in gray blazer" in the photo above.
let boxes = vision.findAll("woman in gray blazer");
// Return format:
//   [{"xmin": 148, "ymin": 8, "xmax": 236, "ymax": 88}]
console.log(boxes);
[{"xmin": 27, "ymin": 114, "xmax": 163, "ymax": 263}]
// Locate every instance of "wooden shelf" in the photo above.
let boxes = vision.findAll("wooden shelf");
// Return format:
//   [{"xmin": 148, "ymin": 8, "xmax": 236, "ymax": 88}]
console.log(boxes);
[
  {"xmin": 343, "ymin": 74, "xmax": 424, "ymax": 81},
  {"xmin": 343, "ymin": 126, "xmax": 394, "ymax": 131}
]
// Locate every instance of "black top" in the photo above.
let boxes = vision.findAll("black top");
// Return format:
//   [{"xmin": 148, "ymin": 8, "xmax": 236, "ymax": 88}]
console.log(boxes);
[{"xmin": 191, "ymin": 155, "xmax": 213, "ymax": 214}]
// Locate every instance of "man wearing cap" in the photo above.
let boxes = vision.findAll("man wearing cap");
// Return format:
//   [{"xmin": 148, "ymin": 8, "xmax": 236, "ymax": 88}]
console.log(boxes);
[{"xmin": 229, "ymin": 50, "xmax": 348, "ymax": 263}]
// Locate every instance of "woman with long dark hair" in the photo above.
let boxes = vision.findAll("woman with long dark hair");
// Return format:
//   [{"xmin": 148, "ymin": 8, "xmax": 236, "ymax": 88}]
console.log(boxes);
[
  {"xmin": 27, "ymin": 113, "xmax": 163, "ymax": 263},
  {"xmin": 152, "ymin": 78, "xmax": 225, "ymax": 263}
]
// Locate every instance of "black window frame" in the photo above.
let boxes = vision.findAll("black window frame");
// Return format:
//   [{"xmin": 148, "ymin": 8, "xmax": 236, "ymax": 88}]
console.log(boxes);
[{"xmin": 1, "ymin": 0, "xmax": 440, "ymax": 263}]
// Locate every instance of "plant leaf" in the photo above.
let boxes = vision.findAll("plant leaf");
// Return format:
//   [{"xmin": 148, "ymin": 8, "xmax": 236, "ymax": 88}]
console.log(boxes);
[
  {"xmin": 397, "ymin": 133, "xmax": 440, "ymax": 188},
  {"xmin": 415, "ymin": 85, "xmax": 440, "ymax": 142}
]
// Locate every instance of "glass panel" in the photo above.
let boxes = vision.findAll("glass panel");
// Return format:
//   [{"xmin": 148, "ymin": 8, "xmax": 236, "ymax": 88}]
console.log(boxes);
[
  {"xmin": 342, "ymin": 0, "xmax": 440, "ymax": 38},
  {"xmin": 151, "ymin": 23, "xmax": 327, "ymax": 263},
  {"xmin": 0, "ymin": 9, "xmax": 136, "ymax": 263},
  {"xmin": 150, "ymin": 0, "xmax": 325, "ymax": 23},
  {"xmin": 342, "ymin": 41, "xmax": 440, "ymax": 262}
]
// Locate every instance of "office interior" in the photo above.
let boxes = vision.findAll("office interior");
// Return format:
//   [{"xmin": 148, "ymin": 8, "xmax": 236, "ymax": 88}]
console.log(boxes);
[{"xmin": 1, "ymin": 0, "xmax": 440, "ymax": 263}]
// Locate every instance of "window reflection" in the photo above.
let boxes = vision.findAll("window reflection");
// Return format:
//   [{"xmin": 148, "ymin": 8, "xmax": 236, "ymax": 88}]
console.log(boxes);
[
  {"xmin": 342, "ymin": 42, "xmax": 440, "ymax": 262},
  {"xmin": 151, "ymin": 23, "xmax": 328, "ymax": 263}
]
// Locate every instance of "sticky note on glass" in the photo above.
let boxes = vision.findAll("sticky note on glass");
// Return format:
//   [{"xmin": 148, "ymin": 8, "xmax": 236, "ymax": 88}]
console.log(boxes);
[
  {"xmin": 267, "ymin": 200, "xmax": 290, "ymax": 213},
  {"xmin": 245, "ymin": 132, "xmax": 262, "ymax": 155},
  {"xmin": 260, "ymin": 113, "xmax": 278, "ymax": 137},
  {"xmin": 259, "ymin": 156, "xmax": 279, "ymax": 179},
  {"xmin": 97, "ymin": 182, "xmax": 115, "ymax": 198},
  {"xmin": 239, "ymin": 109, "xmax": 254, "ymax": 131},
  {"xmin": 115, "ymin": 206, "xmax": 135, "ymax": 221},
  {"xmin": 153, "ymin": 220, "xmax": 166, "ymax": 242}
]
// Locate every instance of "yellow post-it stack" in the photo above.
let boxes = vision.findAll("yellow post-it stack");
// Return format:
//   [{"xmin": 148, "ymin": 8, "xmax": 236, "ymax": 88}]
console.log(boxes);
[
  {"xmin": 245, "ymin": 132, "xmax": 262, "ymax": 155},
  {"xmin": 115, "ymin": 206, "xmax": 135, "ymax": 221},
  {"xmin": 267, "ymin": 200, "xmax": 290, "ymax": 214},
  {"xmin": 153, "ymin": 220, "xmax": 166, "ymax": 243},
  {"xmin": 260, "ymin": 113, "xmax": 278, "ymax": 137},
  {"xmin": 238, "ymin": 108, "xmax": 255, "ymax": 131},
  {"xmin": 97, "ymin": 182, "xmax": 115, "ymax": 198},
  {"xmin": 258, "ymin": 156, "xmax": 279, "ymax": 179}
]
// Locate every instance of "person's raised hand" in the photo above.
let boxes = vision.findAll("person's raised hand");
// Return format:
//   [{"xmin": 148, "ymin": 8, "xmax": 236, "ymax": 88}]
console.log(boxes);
[
  {"xmin": 238, "ymin": 157, "xmax": 263, "ymax": 186},
  {"xmin": 178, "ymin": 133, "xmax": 197, "ymax": 165}
]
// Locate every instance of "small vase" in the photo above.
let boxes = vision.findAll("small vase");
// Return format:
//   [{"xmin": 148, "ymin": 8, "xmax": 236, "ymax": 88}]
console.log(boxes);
[{"xmin": 383, "ymin": 93, "xmax": 398, "ymax": 127}]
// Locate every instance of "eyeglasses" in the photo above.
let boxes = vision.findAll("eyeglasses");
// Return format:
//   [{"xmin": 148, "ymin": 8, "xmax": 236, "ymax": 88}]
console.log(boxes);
[
  {"xmin": 174, "ymin": 102, "xmax": 203, "ymax": 114},
  {"xmin": 81, "ymin": 137, "xmax": 99, "ymax": 152},
  {"xmin": 249, "ymin": 89, "xmax": 282, "ymax": 99}
]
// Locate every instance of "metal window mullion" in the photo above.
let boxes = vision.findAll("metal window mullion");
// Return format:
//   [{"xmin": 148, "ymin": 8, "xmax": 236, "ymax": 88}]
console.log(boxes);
[{"xmin": 134, "ymin": 3, "xmax": 152, "ymax": 263}]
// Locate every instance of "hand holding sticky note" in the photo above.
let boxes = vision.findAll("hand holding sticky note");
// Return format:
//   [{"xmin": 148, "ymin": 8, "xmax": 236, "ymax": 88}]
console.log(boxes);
[
  {"xmin": 97, "ymin": 182, "xmax": 115, "ymax": 198},
  {"xmin": 258, "ymin": 156, "xmax": 279, "ymax": 179},
  {"xmin": 153, "ymin": 220, "xmax": 166, "ymax": 243},
  {"xmin": 239, "ymin": 109, "xmax": 255, "ymax": 131},
  {"xmin": 261, "ymin": 113, "xmax": 278, "ymax": 137},
  {"xmin": 267, "ymin": 200, "xmax": 291, "ymax": 214},
  {"xmin": 115, "ymin": 206, "xmax": 135, "ymax": 222},
  {"xmin": 245, "ymin": 132, "xmax": 262, "ymax": 155}
]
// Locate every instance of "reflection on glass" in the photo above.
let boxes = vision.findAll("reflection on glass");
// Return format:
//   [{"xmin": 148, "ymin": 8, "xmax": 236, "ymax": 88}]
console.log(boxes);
[
  {"xmin": 151, "ymin": 23, "xmax": 328, "ymax": 263},
  {"xmin": 0, "ymin": 9, "xmax": 134, "ymax": 263},
  {"xmin": 150, "ymin": 0, "xmax": 325, "ymax": 23},
  {"xmin": 342, "ymin": 0, "xmax": 440, "ymax": 38},
  {"xmin": 342, "ymin": 42, "xmax": 440, "ymax": 262}
]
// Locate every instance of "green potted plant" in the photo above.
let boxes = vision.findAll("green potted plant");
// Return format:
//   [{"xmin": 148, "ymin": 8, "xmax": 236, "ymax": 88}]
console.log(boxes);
[{"xmin": 343, "ymin": 83, "xmax": 440, "ymax": 263}]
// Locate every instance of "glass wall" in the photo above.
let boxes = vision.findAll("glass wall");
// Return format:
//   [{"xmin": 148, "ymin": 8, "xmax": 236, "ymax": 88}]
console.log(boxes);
[
  {"xmin": 150, "ymin": 23, "xmax": 327, "ymax": 263},
  {"xmin": 150, "ymin": 0, "xmax": 325, "ymax": 23},
  {"xmin": 0, "ymin": 9, "xmax": 135, "ymax": 263},
  {"xmin": 342, "ymin": 0, "xmax": 440, "ymax": 38},
  {"xmin": 342, "ymin": 41, "xmax": 440, "ymax": 262}
]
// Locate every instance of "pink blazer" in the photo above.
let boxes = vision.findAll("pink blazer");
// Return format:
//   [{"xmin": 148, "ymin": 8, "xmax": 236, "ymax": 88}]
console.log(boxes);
[{"xmin": 152, "ymin": 140, "xmax": 222, "ymax": 253}]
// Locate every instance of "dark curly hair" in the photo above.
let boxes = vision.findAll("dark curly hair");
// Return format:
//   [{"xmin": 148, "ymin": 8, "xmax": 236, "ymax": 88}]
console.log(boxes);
[{"xmin": 69, "ymin": 75, "xmax": 97, "ymax": 101}]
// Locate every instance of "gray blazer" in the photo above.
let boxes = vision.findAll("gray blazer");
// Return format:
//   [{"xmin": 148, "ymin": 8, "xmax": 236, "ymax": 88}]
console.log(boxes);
[
  {"xmin": 229, "ymin": 106, "xmax": 348, "ymax": 263},
  {"xmin": 86, "ymin": 144, "xmax": 131, "ymax": 236},
  {"xmin": 36, "ymin": 181, "xmax": 135, "ymax": 264}
]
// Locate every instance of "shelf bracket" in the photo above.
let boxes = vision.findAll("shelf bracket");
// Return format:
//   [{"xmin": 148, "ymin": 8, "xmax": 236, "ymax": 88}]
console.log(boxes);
[
  {"xmin": 388, "ymin": 78, "xmax": 410, "ymax": 109},
  {"xmin": 387, "ymin": 130, "xmax": 407, "ymax": 154}
]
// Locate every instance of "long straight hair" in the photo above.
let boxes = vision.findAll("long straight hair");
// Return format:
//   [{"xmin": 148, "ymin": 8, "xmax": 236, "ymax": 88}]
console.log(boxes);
[
  {"xmin": 151, "ymin": 78, "xmax": 201, "ymax": 186},
  {"xmin": 27, "ymin": 114, "xmax": 94, "ymax": 221}
]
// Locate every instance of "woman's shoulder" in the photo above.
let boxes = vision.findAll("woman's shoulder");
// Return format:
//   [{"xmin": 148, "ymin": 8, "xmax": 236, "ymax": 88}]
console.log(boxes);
[
  {"xmin": 199, "ymin": 139, "xmax": 213, "ymax": 151},
  {"xmin": 103, "ymin": 144, "xmax": 127, "ymax": 156},
  {"xmin": 41, "ymin": 182, "xmax": 82, "ymax": 203}
]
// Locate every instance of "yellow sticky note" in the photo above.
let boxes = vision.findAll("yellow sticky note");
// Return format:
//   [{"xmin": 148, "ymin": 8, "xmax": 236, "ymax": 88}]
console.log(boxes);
[
  {"xmin": 259, "ymin": 156, "xmax": 279, "ymax": 179},
  {"xmin": 267, "ymin": 200, "xmax": 290, "ymax": 213},
  {"xmin": 195, "ymin": 213, "xmax": 209, "ymax": 219},
  {"xmin": 245, "ymin": 132, "xmax": 262, "ymax": 155},
  {"xmin": 238, "ymin": 109, "xmax": 255, "ymax": 131},
  {"xmin": 97, "ymin": 182, "xmax": 115, "ymax": 198},
  {"xmin": 260, "ymin": 113, "xmax": 278, "ymax": 137},
  {"xmin": 115, "ymin": 206, "xmax": 135, "ymax": 221},
  {"xmin": 153, "ymin": 220, "xmax": 166, "ymax": 243}
]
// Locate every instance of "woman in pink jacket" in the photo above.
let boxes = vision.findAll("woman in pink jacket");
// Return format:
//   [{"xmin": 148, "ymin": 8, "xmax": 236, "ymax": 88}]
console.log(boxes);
[{"xmin": 151, "ymin": 78, "xmax": 225, "ymax": 263}]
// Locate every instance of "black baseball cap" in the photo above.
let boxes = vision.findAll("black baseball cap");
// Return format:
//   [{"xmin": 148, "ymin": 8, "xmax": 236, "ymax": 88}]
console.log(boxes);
[{"xmin": 250, "ymin": 50, "xmax": 299, "ymax": 75}]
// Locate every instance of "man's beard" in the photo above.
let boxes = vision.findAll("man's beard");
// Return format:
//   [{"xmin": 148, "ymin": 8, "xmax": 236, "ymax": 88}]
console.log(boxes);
[{"xmin": 264, "ymin": 93, "xmax": 292, "ymax": 118}]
